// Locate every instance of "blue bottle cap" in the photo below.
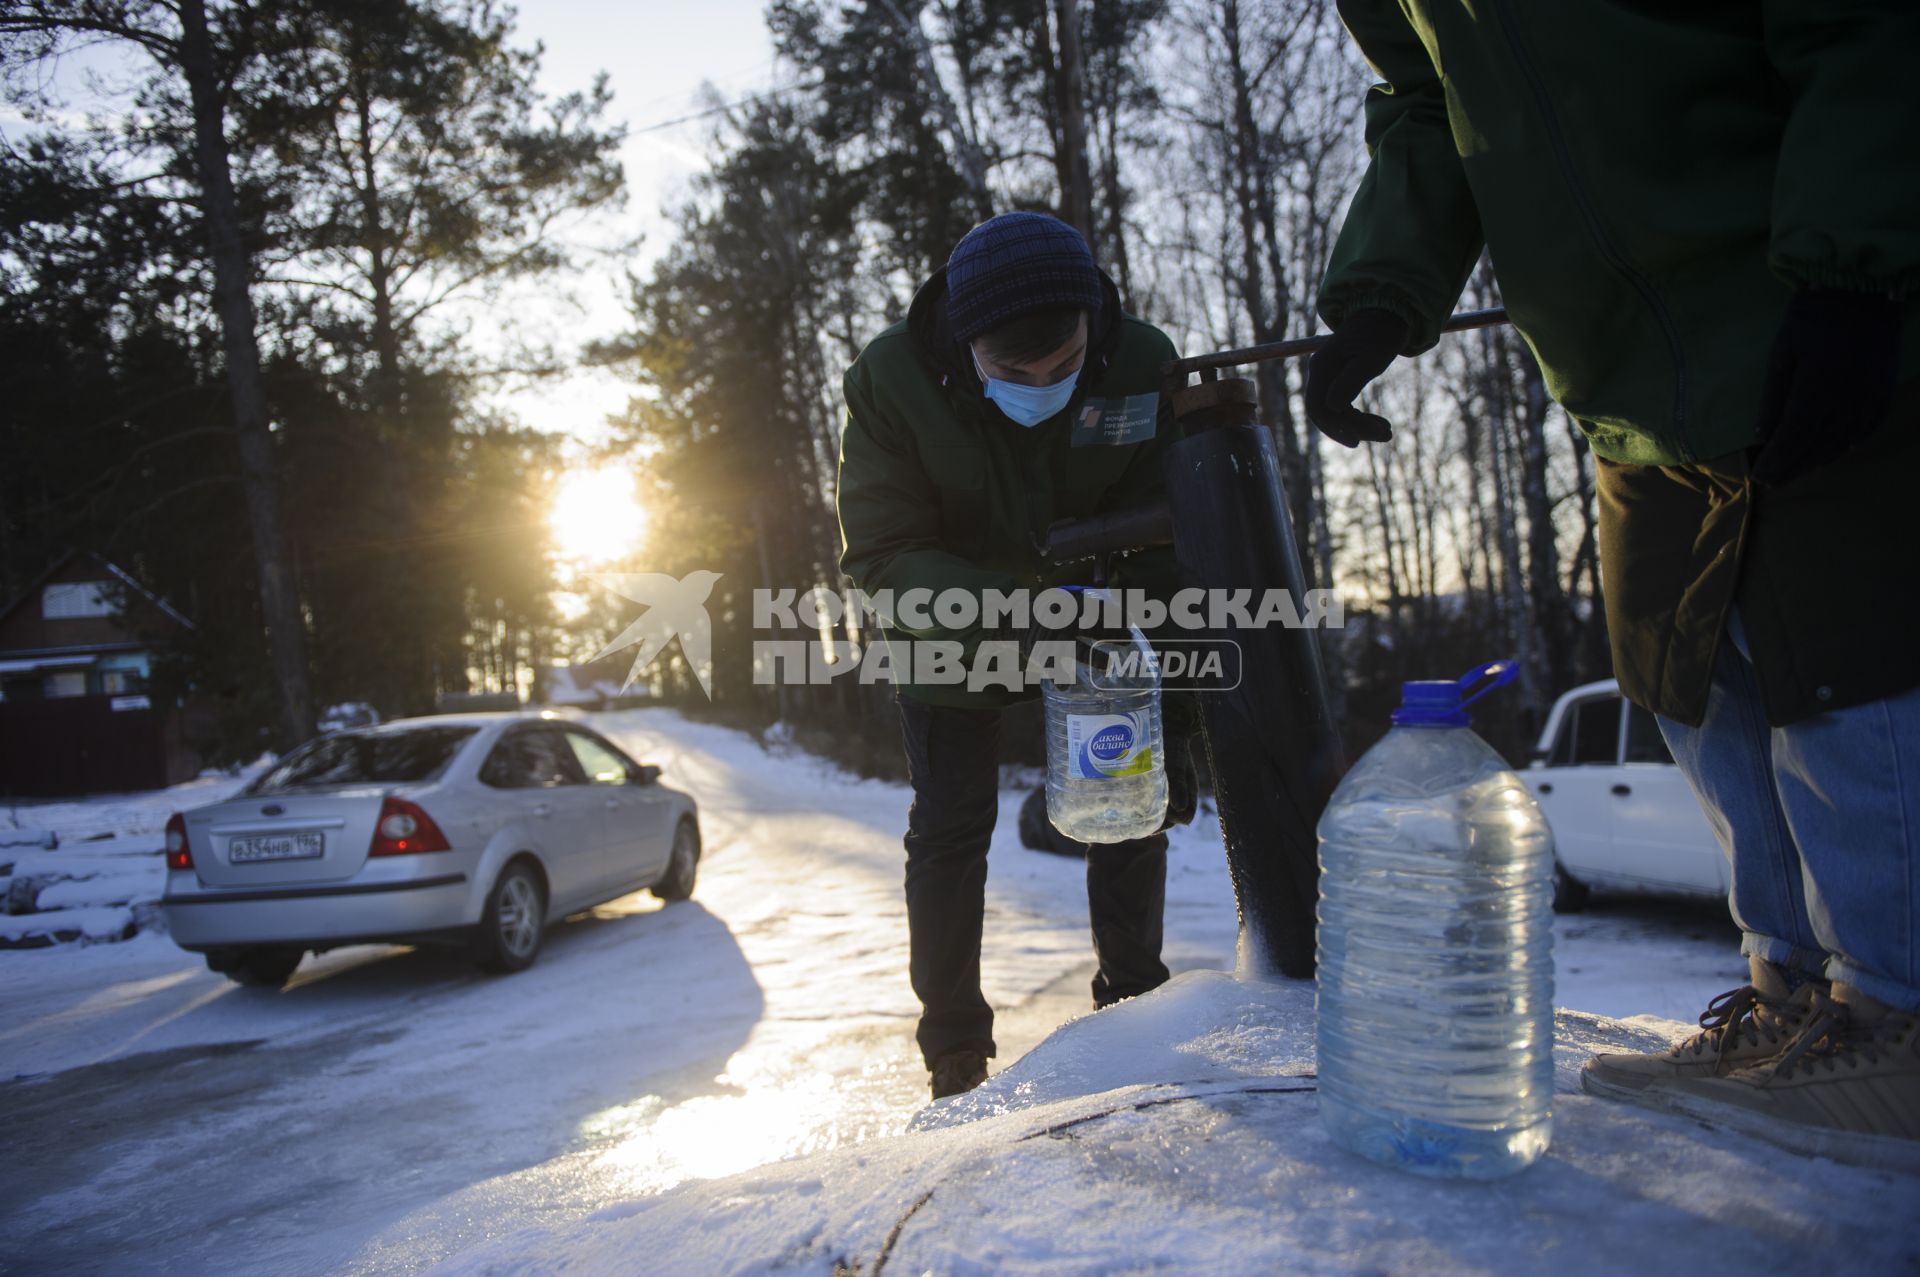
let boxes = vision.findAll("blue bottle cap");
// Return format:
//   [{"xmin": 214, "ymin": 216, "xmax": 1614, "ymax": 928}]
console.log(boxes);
[{"xmin": 1391, "ymin": 660, "xmax": 1520, "ymax": 728}]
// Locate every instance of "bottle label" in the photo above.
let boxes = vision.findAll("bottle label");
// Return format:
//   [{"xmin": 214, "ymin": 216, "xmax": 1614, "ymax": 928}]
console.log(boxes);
[{"xmin": 1066, "ymin": 711, "xmax": 1154, "ymax": 780}]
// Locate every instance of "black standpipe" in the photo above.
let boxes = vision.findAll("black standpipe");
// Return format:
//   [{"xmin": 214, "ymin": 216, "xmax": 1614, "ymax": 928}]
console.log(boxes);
[
  {"xmin": 1040, "ymin": 378, "xmax": 1338, "ymax": 978},
  {"xmin": 1162, "ymin": 379, "xmax": 1344, "ymax": 978},
  {"xmin": 1039, "ymin": 308, "xmax": 1510, "ymax": 980}
]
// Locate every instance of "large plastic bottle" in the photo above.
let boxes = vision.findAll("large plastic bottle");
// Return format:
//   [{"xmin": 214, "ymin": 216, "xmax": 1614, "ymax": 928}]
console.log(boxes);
[
  {"xmin": 1043, "ymin": 590, "xmax": 1167, "ymax": 844},
  {"xmin": 1315, "ymin": 661, "xmax": 1555, "ymax": 1179}
]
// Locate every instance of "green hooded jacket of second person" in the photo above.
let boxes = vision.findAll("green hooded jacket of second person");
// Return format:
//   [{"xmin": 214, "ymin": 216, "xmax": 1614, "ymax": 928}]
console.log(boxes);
[{"xmin": 838, "ymin": 267, "xmax": 1184, "ymax": 710}]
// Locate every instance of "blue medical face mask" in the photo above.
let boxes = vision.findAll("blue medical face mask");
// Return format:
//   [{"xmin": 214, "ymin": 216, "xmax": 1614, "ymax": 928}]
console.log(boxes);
[{"xmin": 973, "ymin": 350, "xmax": 1081, "ymax": 427}]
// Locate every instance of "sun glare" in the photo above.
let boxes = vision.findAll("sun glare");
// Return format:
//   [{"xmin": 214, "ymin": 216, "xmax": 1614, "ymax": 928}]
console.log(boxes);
[{"xmin": 551, "ymin": 465, "xmax": 649, "ymax": 564}]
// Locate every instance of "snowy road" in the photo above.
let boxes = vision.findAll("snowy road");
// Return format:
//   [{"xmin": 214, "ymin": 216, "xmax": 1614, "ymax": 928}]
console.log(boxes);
[{"xmin": 0, "ymin": 708, "xmax": 1744, "ymax": 1275}]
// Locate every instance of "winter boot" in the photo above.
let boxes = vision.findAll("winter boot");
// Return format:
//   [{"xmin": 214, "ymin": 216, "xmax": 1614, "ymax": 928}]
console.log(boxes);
[
  {"xmin": 1582, "ymin": 957, "xmax": 1821, "ymax": 1108},
  {"xmin": 1658, "ymin": 983, "xmax": 1920, "ymax": 1173},
  {"xmin": 930, "ymin": 1049, "xmax": 989, "ymax": 1100}
]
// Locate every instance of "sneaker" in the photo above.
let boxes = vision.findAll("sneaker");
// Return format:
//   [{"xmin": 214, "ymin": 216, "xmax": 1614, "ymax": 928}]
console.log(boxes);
[
  {"xmin": 1659, "ymin": 983, "xmax": 1920, "ymax": 1173},
  {"xmin": 1582, "ymin": 957, "xmax": 1821, "ymax": 1107},
  {"xmin": 930, "ymin": 1049, "xmax": 989, "ymax": 1100}
]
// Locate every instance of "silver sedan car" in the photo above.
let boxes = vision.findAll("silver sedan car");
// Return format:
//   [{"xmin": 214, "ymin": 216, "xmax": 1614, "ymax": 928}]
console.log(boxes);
[{"xmin": 162, "ymin": 712, "xmax": 701, "ymax": 987}]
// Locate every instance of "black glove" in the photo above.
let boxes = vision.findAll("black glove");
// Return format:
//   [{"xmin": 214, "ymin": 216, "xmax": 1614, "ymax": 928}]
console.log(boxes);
[
  {"xmin": 1303, "ymin": 308, "xmax": 1410, "ymax": 447},
  {"xmin": 1751, "ymin": 288, "xmax": 1903, "ymax": 488},
  {"xmin": 1156, "ymin": 714, "xmax": 1200, "ymax": 833},
  {"xmin": 997, "ymin": 599, "xmax": 1137, "ymax": 669}
]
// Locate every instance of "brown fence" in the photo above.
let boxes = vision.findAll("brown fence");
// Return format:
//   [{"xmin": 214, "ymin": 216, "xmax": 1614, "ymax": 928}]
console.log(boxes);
[{"xmin": 0, "ymin": 697, "xmax": 190, "ymax": 797}]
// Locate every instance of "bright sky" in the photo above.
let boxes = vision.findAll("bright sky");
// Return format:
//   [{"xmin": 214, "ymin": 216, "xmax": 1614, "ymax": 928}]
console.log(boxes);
[{"xmin": 503, "ymin": 0, "xmax": 780, "ymax": 444}]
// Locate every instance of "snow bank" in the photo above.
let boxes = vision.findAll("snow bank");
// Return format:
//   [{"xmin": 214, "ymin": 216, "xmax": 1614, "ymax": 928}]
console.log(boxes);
[
  {"xmin": 430, "ymin": 970, "xmax": 1920, "ymax": 1277},
  {"xmin": 913, "ymin": 968, "xmax": 1316, "ymax": 1132},
  {"xmin": 0, "ymin": 765, "xmax": 259, "ymax": 948},
  {"xmin": 0, "ymin": 905, "xmax": 135, "ymax": 947},
  {"xmin": 0, "ymin": 844, "xmax": 166, "ymax": 945},
  {"xmin": 32, "ymin": 869, "xmax": 163, "ymax": 911},
  {"xmin": 3, "ymin": 767, "xmax": 251, "ymax": 845}
]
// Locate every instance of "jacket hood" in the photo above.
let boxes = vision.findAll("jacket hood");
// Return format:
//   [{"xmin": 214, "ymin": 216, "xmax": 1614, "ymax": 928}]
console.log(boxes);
[{"xmin": 905, "ymin": 263, "xmax": 1127, "ymax": 407}]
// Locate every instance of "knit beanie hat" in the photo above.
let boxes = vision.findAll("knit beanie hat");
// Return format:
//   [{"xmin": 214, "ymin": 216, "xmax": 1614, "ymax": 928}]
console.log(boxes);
[{"xmin": 944, "ymin": 211, "xmax": 1104, "ymax": 344}]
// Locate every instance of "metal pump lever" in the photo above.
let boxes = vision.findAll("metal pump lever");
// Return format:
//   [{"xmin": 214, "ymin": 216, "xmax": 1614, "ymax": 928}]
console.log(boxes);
[{"xmin": 1162, "ymin": 306, "xmax": 1509, "ymax": 382}]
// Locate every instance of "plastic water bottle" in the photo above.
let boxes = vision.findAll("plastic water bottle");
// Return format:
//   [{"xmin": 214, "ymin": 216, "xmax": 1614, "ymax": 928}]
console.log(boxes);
[
  {"xmin": 1315, "ymin": 661, "xmax": 1555, "ymax": 1179},
  {"xmin": 1043, "ymin": 592, "xmax": 1167, "ymax": 844}
]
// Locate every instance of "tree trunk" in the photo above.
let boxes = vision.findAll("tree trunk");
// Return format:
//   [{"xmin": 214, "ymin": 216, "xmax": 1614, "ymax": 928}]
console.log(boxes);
[
  {"xmin": 178, "ymin": 0, "xmax": 314, "ymax": 748},
  {"xmin": 1215, "ymin": 0, "xmax": 1317, "ymax": 560},
  {"xmin": 1514, "ymin": 349, "xmax": 1570, "ymax": 689},
  {"xmin": 1096, "ymin": 88, "xmax": 1132, "ymax": 301},
  {"xmin": 349, "ymin": 62, "xmax": 436, "ymax": 714},
  {"xmin": 1563, "ymin": 412, "xmax": 1608, "ymax": 676},
  {"xmin": 1483, "ymin": 334, "xmax": 1542, "ymax": 724},
  {"xmin": 1052, "ymin": 0, "xmax": 1094, "ymax": 244},
  {"xmin": 875, "ymin": 0, "xmax": 993, "ymax": 219}
]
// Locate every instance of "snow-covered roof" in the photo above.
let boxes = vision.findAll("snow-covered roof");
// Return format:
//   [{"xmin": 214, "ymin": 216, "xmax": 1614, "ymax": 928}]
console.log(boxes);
[{"xmin": 0, "ymin": 654, "xmax": 99, "ymax": 673}]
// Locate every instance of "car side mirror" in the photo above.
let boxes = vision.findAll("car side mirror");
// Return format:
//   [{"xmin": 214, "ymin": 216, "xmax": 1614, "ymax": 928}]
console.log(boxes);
[{"xmin": 634, "ymin": 764, "xmax": 662, "ymax": 786}]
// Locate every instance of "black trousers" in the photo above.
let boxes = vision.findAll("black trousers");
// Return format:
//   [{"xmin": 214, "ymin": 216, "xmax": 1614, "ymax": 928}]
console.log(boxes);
[{"xmin": 897, "ymin": 695, "xmax": 1171, "ymax": 1069}]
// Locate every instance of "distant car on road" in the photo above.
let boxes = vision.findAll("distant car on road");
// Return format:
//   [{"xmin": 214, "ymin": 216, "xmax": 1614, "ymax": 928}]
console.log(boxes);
[
  {"xmin": 162, "ymin": 712, "xmax": 701, "ymax": 987},
  {"xmin": 1524, "ymin": 679, "xmax": 1726, "ymax": 912},
  {"xmin": 316, "ymin": 701, "xmax": 380, "ymax": 734}
]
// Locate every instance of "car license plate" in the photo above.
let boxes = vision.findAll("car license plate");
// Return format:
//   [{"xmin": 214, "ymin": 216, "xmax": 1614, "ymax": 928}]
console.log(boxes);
[{"xmin": 229, "ymin": 831, "xmax": 325, "ymax": 863}]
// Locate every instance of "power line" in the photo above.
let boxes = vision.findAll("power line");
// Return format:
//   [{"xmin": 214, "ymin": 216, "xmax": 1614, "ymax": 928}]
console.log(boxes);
[
  {"xmin": 630, "ymin": 81, "xmax": 819, "ymax": 135},
  {"xmin": 620, "ymin": 56, "xmax": 780, "ymax": 117}
]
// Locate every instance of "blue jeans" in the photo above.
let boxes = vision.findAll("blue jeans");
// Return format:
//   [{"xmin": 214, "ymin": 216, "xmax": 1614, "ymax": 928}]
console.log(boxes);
[{"xmin": 1657, "ymin": 614, "xmax": 1920, "ymax": 1011}]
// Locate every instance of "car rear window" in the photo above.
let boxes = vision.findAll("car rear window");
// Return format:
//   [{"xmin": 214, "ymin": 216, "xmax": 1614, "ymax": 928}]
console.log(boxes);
[
  {"xmin": 1623, "ymin": 701, "xmax": 1673, "ymax": 764},
  {"xmin": 249, "ymin": 726, "xmax": 478, "ymax": 793},
  {"xmin": 1548, "ymin": 696, "xmax": 1622, "ymax": 767}
]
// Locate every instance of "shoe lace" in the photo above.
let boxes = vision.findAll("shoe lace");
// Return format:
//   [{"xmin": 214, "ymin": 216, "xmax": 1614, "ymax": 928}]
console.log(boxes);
[
  {"xmin": 1684, "ymin": 985, "xmax": 1771, "ymax": 1069},
  {"xmin": 1768, "ymin": 997, "xmax": 1883, "ymax": 1079}
]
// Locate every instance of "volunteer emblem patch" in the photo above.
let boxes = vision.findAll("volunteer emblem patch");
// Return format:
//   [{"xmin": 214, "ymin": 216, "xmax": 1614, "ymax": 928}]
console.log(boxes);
[{"xmin": 1072, "ymin": 392, "xmax": 1158, "ymax": 446}]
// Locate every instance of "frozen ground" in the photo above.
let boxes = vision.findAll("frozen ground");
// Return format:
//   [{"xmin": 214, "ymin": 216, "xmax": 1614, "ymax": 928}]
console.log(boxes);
[
  {"xmin": 434, "ymin": 972, "xmax": 1920, "ymax": 1277},
  {"xmin": 0, "ymin": 707, "xmax": 1795, "ymax": 1275}
]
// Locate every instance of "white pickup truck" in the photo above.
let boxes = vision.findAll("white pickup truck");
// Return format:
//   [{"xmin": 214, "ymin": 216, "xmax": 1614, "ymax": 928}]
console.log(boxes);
[{"xmin": 1523, "ymin": 679, "xmax": 1728, "ymax": 912}]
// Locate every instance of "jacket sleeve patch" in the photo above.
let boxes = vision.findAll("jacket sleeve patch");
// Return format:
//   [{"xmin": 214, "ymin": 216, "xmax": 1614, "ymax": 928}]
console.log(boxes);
[{"xmin": 1072, "ymin": 393, "xmax": 1159, "ymax": 447}]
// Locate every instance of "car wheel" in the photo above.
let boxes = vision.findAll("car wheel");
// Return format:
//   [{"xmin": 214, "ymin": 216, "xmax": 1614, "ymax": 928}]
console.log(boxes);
[
  {"xmin": 651, "ymin": 820, "xmax": 700, "ymax": 903},
  {"xmin": 472, "ymin": 861, "xmax": 547, "ymax": 974},
  {"xmin": 210, "ymin": 946, "xmax": 305, "ymax": 989},
  {"xmin": 1552, "ymin": 858, "xmax": 1591, "ymax": 913}
]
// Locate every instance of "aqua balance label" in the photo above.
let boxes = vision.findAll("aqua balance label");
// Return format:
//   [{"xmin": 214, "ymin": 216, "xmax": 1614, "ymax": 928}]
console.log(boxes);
[{"xmin": 1067, "ymin": 711, "xmax": 1155, "ymax": 780}]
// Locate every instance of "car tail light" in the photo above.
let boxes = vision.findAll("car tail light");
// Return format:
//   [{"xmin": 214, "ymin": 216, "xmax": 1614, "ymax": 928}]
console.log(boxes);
[
  {"xmin": 369, "ymin": 797, "xmax": 451, "ymax": 856},
  {"xmin": 164, "ymin": 813, "xmax": 193, "ymax": 870}
]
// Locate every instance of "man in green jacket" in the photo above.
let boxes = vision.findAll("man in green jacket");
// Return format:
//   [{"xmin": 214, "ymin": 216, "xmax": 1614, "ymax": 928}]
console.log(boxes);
[
  {"xmin": 838, "ymin": 211, "xmax": 1195, "ymax": 1099},
  {"xmin": 1309, "ymin": 2, "xmax": 1919, "ymax": 1166}
]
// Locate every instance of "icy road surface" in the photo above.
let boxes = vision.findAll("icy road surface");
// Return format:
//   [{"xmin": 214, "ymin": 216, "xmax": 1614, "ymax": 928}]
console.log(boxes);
[
  {"xmin": 1, "ymin": 708, "xmax": 1747, "ymax": 1275},
  {"xmin": 435, "ymin": 972, "xmax": 1920, "ymax": 1277}
]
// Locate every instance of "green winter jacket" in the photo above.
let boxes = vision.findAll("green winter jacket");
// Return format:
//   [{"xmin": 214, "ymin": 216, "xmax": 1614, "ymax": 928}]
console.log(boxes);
[
  {"xmin": 1318, "ymin": 0, "xmax": 1920, "ymax": 466},
  {"xmin": 837, "ymin": 269, "xmax": 1184, "ymax": 708}
]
